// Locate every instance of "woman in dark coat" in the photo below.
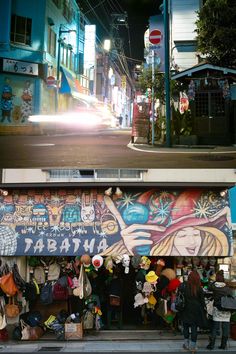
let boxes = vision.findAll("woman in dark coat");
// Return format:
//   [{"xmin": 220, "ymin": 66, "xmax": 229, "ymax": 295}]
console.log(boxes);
[
  {"xmin": 206, "ymin": 270, "xmax": 232, "ymax": 350},
  {"xmin": 179, "ymin": 270, "xmax": 207, "ymax": 352}
]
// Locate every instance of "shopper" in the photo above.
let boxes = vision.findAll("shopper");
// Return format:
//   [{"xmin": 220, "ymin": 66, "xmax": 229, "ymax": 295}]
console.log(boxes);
[
  {"xmin": 206, "ymin": 270, "xmax": 232, "ymax": 350},
  {"xmin": 178, "ymin": 270, "xmax": 207, "ymax": 352}
]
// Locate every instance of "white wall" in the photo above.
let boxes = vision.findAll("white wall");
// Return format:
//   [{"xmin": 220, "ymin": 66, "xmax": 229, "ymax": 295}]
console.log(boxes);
[
  {"xmin": 170, "ymin": 0, "xmax": 200, "ymax": 71},
  {"xmin": 2, "ymin": 168, "xmax": 236, "ymax": 185}
]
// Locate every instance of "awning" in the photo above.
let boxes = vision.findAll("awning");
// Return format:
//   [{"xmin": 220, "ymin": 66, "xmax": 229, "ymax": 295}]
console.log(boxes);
[{"xmin": 59, "ymin": 67, "xmax": 97, "ymax": 103}]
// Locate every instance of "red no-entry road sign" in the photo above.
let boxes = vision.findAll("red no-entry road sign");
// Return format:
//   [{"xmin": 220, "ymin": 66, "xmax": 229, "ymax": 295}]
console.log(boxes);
[{"xmin": 149, "ymin": 29, "xmax": 162, "ymax": 45}]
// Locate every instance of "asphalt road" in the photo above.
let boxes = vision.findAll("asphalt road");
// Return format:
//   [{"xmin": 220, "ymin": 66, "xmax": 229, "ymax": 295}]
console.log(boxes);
[{"xmin": 0, "ymin": 130, "xmax": 235, "ymax": 168}]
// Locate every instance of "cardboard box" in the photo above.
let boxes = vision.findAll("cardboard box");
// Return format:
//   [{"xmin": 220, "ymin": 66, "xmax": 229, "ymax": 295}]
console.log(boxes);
[{"xmin": 64, "ymin": 323, "xmax": 83, "ymax": 340}]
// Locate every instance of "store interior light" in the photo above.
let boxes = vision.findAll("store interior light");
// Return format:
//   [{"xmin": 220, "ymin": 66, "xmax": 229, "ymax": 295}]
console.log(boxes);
[
  {"xmin": 0, "ymin": 189, "xmax": 8, "ymax": 196},
  {"xmin": 104, "ymin": 187, "xmax": 123, "ymax": 197},
  {"xmin": 220, "ymin": 189, "xmax": 228, "ymax": 197}
]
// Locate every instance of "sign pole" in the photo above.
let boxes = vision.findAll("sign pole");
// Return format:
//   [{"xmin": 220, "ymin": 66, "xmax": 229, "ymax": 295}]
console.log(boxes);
[
  {"xmin": 164, "ymin": 0, "xmax": 171, "ymax": 147},
  {"xmin": 151, "ymin": 49, "xmax": 155, "ymax": 145}
]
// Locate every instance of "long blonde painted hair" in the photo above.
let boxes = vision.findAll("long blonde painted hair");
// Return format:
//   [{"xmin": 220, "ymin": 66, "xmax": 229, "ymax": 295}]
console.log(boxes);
[{"xmin": 150, "ymin": 226, "xmax": 229, "ymax": 256}]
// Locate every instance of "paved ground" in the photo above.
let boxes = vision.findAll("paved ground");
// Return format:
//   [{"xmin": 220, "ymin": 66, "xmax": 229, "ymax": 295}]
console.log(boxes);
[
  {"xmin": 0, "ymin": 331, "xmax": 236, "ymax": 353},
  {"xmin": 0, "ymin": 129, "xmax": 236, "ymax": 168}
]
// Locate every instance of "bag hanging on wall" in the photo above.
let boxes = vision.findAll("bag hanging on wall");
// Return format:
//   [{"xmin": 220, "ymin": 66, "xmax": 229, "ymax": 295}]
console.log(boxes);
[
  {"xmin": 20, "ymin": 320, "xmax": 31, "ymax": 340},
  {"xmin": 0, "ymin": 299, "xmax": 7, "ymax": 330},
  {"xmin": 109, "ymin": 295, "xmax": 121, "ymax": 307},
  {"xmin": 156, "ymin": 298, "xmax": 168, "ymax": 317},
  {"xmin": 52, "ymin": 282, "xmax": 68, "ymax": 301},
  {"xmin": 0, "ymin": 272, "xmax": 18, "ymax": 296},
  {"xmin": 5, "ymin": 297, "xmax": 20, "ymax": 318},
  {"xmin": 73, "ymin": 265, "xmax": 85, "ymax": 299},
  {"xmin": 12, "ymin": 263, "xmax": 26, "ymax": 291}
]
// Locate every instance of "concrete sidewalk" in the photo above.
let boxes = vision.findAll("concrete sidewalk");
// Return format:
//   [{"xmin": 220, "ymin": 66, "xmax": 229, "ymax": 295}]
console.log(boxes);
[
  {"xmin": 0, "ymin": 332, "xmax": 236, "ymax": 352},
  {"xmin": 128, "ymin": 143, "xmax": 236, "ymax": 155}
]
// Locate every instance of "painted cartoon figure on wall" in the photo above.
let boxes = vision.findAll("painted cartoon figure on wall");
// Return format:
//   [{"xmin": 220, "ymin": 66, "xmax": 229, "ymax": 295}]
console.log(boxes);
[
  {"xmin": 21, "ymin": 80, "xmax": 32, "ymax": 123},
  {"xmin": 1, "ymin": 77, "xmax": 14, "ymax": 123},
  {"xmin": 101, "ymin": 189, "xmax": 232, "ymax": 257},
  {"xmin": 0, "ymin": 189, "xmax": 233, "ymax": 256}
]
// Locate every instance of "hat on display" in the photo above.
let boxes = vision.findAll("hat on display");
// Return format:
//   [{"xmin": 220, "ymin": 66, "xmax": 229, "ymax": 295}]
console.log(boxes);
[
  {"xmin": 140, "ymin": 256, "xmax": 151, "ymax": 270},
  {"xmin": 166, "ymin": 278, "xmax": 181, "ymax": 292},
  {"xmin": 48, "ymin": 263, "xmax": 61, "ymax": 281},
  {"xmin": 145, "ymin": 271, "xmax": 158, "ymax": 284},
  {"xmin": 142, "ymin": 281, "xmax": 153, "ymax": 295},
  {"xmin": 161, "ymin": 268, "xmax": 176, "ymax": 281},
  {"xmin": 92, "ymin": 255, "xmax": 103, "ymax": 270},
  {"xmin": 131, "ymin": 255, "xmax": 141, "ymax": 269},
  {"xmin": 104, "ymin": 256, "xmax": 114, "ymax": 273},
  {"xmin": 80, "ymin": 254, "xmax": 91, "ymax": 267}
]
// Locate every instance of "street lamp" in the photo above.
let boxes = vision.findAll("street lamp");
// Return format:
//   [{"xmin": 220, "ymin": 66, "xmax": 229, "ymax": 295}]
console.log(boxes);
[
  {"xmin": 56, "ymin": 25, "xmax": 76, "ymax": 112},
  {"xmin": 161, "ymin": 0, "xmax": 171, "ymax": 147}
]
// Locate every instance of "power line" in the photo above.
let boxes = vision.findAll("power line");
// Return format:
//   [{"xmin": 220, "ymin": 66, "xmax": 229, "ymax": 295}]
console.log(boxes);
[{"xmin": 84, "ymin": 0, "xmax": 106, "ymax": 15}]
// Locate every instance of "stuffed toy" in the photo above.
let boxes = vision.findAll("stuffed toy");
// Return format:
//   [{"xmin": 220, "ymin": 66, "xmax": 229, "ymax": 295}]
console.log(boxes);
[
  {"xmin": 104, "ymin": 256, "xmax": 114, "ymax": 273},
  {"xmin": 134, "ymin": 293, "xmax": 148, "ymax": 308},
  {"xmin": 122, "ymin": 254, "xmax": 130, "ymax": 274}
]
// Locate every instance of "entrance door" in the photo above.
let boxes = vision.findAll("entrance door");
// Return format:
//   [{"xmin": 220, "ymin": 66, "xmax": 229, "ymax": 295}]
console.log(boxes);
[{"xmin": 194, "ymin": 91, "xmax": 230, "ymax": 145}]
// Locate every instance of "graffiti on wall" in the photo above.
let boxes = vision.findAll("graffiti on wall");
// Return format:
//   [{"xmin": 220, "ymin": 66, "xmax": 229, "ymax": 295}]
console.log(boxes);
[
  {"xmin": 0, "ymin": 188, "xmax": 233, "ymax": 256},
  {"xmin": 0, "ymin": 77, "xmax": 33, "ymax": 125}
]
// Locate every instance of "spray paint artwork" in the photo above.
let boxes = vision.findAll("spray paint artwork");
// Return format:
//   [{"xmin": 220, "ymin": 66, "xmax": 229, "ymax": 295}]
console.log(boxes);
[{"xmin": 0, "ymin": 188, "xmax": 233, "ymax": 256}]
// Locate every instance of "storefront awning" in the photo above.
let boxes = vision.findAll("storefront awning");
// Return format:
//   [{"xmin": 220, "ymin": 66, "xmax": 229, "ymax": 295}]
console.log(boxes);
[{"xmin": 59, "ymin": 67, "xmax": 97, "ymax": 104}]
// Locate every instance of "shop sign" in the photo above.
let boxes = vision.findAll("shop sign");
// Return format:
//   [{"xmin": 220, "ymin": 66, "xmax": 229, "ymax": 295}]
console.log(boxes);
[
  {"xmin": 3, "ymin": 58, "xmax": 38, "ymax": 76},
  {"xmin": 0, "ymin": 188, "xmax": 233, "ymax": 256}
]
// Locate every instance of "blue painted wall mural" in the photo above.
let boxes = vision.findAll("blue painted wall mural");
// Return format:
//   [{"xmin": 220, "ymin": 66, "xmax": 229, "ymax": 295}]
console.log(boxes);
[{"xmin": 0, "ymin": 188, "xmax": 233, "ymax": 256}]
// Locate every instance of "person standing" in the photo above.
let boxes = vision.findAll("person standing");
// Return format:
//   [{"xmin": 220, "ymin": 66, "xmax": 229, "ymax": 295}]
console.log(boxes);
[
  {"xmin": 206, "ymin": 270, "xmax": 232, "ymax": 350},
  {"xmin": 178, "ymin": 270, "xmax": 207, "ymax": 353},
  {"xmin": 119, "ymin": 115, "xmax": 123, "ymax": 128}
]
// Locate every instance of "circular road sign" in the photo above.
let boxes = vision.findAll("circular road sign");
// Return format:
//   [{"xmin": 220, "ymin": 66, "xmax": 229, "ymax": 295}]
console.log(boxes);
[{"xmin": 149, "ymin": 29, "xmax": 162, "ymax": 45}]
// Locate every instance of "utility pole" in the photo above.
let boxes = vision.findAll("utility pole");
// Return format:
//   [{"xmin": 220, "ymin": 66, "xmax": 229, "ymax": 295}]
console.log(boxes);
[
  {"xmin": 151, "ymin": 50, "xmax": 155, "ymax": 145},
  {"xmin": 163, "ymin": 0, "xmax": 171, "ymax": 147}
]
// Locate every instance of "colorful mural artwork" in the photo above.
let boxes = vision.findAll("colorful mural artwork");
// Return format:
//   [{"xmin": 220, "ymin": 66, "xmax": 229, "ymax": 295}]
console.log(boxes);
[
  {"xmin": 0, "ymin": 188, "xmax": 233, "ymax": 256},
  {"xmin": 0, "ymin": 77, "xmax": 33, "ymax": 125}
]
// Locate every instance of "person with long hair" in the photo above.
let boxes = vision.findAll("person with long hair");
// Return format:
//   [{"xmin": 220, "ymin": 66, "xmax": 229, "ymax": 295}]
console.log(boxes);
[
  {"xmin": 178, "ymin": 270, "xmax": 207, "ymax": 352},
  {"xmin": 206, "ymin": 270, "xmax": 232, "ymax": 350},
  {"xmin": 101, "ymin": 193, "xmax": 231, "ymax": 258}
]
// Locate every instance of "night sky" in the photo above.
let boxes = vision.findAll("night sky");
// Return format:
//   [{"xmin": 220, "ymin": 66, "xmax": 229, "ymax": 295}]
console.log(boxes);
[{"xmin": 78, "ymin": 0, "xmax": 162, "ymax": 61}]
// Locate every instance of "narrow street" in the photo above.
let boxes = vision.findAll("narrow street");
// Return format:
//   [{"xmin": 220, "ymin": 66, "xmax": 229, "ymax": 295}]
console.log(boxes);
[{"xmin": 0, "ymin": 129, "xmax": 235, "ymax": 168}]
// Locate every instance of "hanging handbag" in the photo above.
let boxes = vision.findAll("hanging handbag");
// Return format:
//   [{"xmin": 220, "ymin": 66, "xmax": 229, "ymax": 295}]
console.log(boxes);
[
  {"xmin": 73, "ymin": 265, "xmax": 84, "ymax": 299},
  {"xmin": 109, "ymin": 295, "xmax": 121, "ymax": 307},
  {"xmin": 0, "ymin": 272, "xmax": 18, "ymax": 296},
  {"xmin": 0, "ymin": 299, "xmax": 7, "ymax": 330},
  {"xmin": 84, "ymin": 272, "xmax": 92, "ymax": 299},
  {"xmin": 20, "ymin": 320, "xmax": 31, "ymax": 340},
  {"xmin": 220, "ymin": 295, "xmax": 236, "ymax": 311},
  {"xmin": 5, "ymin": 297, "xmax": 19, "ymax": 318}
]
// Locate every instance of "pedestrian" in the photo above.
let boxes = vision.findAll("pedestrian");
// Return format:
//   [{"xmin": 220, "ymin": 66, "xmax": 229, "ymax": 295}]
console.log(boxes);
[
  {"xmin": 206, "ymin": 270, "xmax": 232, "ymax": 350},
  {"xmin": 178, "ymin": 270, "xmax": 207, "ymax": 353},
  {"xmin": 125, "ymin": 114, "xmax": 128, "ymax": 126},
  {"xmin": 119, "ymin": 115, "xmax": 123, "ymax": 127}
]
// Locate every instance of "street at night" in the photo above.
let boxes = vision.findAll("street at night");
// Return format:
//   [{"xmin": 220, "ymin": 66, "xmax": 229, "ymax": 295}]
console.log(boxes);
[{"xmin": 0, "ymin": 129, "xmax": 236, "ymax": 168}]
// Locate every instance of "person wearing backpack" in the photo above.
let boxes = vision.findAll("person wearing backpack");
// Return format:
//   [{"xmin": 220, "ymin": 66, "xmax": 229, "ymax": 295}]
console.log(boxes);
[
  {"xmin": 178, "ymin": 270, "xmax": 207, "ymax": 353},
  {"xmin": 206, "ymin": 270, "xmax": 232, "ymax": 350}
]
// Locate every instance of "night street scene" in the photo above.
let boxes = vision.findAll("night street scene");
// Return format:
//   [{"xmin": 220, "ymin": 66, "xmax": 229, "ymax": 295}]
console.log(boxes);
[{"xmin": 0, "ymin": 0, "xmax": 236, "ymax": 353}]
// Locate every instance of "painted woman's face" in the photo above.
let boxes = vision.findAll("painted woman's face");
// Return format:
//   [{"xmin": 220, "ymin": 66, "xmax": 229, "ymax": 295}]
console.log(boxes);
[{"xmin": 173, "ymin": 227, "xmax": 202, "ymax": 256}]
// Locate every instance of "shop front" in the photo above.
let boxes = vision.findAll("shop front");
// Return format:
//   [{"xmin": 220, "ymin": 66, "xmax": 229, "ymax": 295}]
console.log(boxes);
[{"xmin": 0, "ymin": 186, "xmax": 234, "ymax": 341}]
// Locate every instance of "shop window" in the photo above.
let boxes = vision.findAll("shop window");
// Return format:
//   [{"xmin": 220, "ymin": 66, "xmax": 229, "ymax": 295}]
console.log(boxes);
[
  {"xmin": 11, "ymin": 14, "xmax": 32, "ymax": 46},
  {"xmin": 80, "ymin": 15, "xmax": 85, "ymax": 31},
  {"xmin": 47, "ymin": 27, "xmax": 56, "ymax": 57},
  {"xmin": 195, "ymin": 91, "xmax": 225, "ymax": 118},
  {"xmin": 62, "ymin": 0, "xmax": 72, "ymax": 22}
]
